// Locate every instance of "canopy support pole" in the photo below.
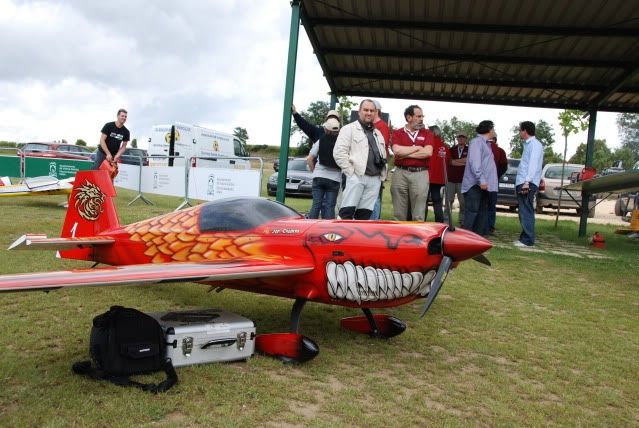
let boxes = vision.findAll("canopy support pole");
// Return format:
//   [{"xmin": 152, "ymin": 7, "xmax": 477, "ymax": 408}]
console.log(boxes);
[{"xmin": 276, "ymin": 0, "xmax": 301, "ymax": 203}]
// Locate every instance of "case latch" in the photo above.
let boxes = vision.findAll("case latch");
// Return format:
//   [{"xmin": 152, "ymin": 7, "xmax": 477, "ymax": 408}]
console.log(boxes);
[
  {"xmin": 182, "ymin": 337, "xmax": 194, "ymax": 357},
  {"xmin": 237, "ymin": 332, "xmax": 247, "ymax": 351}
]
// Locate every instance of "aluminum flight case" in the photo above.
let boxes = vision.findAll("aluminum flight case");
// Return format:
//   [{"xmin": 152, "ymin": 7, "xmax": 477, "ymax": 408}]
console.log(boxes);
[{"xmin": 148, "ymin": 309, "xmax": 256, "ymax": 367}]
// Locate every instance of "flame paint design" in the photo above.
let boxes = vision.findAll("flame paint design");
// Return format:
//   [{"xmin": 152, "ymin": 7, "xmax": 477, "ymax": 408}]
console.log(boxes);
[{"xmin": 124, "ymin": 207, "xmax": 265, "ymax": 263}]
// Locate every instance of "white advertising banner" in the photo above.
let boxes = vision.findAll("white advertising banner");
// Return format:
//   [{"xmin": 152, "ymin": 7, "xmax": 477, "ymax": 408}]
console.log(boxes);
[
  {"xmin": 114, "ymin": 164, "xmax": 261, "ymax": 201},
  {"xmin": 114, "ymin": 164, "xmax": 185, "ymax": 197},
  {"xmin": 113, "ymin": 164, "xmax": 140, "ymax": 191},
  {"xmin": 189, "ymin": 168, "xmax": 261, "ymax": 201}
]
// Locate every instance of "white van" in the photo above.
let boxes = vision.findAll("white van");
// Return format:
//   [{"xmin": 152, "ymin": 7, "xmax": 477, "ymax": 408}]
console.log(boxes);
[{"xmin": 148, "ymin": 122, "xmax": 250, "ymax": 169}]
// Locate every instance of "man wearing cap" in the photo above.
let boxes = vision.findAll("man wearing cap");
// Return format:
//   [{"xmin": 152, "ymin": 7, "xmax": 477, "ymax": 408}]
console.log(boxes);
[
  {"xmin": 390, "ymin": 105, "xmax": 433, "ymax": 221},
  {"xmin": 371, "ymin": 99, "xmax": 391, "ymax": 220},
  {"xmin": 333, "ymin": 99, "xmax": 387, "ymax": 220},
  {"xmin": 292, "ymin": 104, "xmax": 340, "ymax": 143},
  {"xmin": 445, "ymin": 132, "xmax": 469, "ymax": 226},
  {"xmin": 461, "ymin": 120, "xmax": 498, "ymax": 236},
  {"xmin": 306, "ymin": 117, "xmax": 342, "ymax": 219}
]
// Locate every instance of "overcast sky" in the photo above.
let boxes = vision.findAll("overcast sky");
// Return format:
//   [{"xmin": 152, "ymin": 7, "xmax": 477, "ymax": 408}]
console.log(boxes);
[{"xmin": 0, "ymin": 0, "xmax": 623, "ymax": 158}]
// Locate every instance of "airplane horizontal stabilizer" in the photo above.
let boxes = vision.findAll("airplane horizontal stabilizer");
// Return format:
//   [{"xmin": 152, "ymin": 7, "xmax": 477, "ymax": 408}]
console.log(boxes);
[{"xmin": 8, "ymin": 234, "xmax": 116, "ymax": 251}]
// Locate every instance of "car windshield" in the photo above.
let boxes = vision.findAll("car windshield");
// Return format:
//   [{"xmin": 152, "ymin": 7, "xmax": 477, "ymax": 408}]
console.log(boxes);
[
  {"xmin": 288, "ymin": 159, "xmax": 309, "ymax": 172},
  {"xmin": 23, "ymin": 143, "xmax": 51, "ymax": 152},
  {"xmin": 545, "ymin": 165, "xmax": 582, "ymax": 179},
  {"xmin": 506, "ymin": 159, "xmax": 520, "ymax": 175}
]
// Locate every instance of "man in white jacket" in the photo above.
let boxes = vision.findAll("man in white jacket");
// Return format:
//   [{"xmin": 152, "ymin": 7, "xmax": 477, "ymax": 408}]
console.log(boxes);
[{"xmin": 333, "ymin": 99, "xmax": 388, "ymax": 220}]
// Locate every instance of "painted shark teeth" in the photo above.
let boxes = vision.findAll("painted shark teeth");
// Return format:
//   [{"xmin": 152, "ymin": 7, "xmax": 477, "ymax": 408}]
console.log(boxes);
[{"xmin": 326, "ymin": 262, "xmax": 437, "ymax": 302}]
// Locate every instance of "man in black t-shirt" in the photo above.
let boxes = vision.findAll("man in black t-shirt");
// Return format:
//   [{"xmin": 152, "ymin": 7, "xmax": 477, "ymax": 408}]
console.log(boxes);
[{"xmin": 92, "ymin": 109, "xmax": 130, "ymax": 169}]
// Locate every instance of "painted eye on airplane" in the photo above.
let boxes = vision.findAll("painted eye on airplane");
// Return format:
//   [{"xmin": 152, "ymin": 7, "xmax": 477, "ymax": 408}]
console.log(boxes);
[{"xmin": 321, "ymin": 233, "xmax": 344, "ymax": 243}]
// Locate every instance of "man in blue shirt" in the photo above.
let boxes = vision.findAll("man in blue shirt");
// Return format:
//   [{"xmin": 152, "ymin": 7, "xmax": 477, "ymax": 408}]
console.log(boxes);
[
  {"xmin": 461, "ymin": 120, "xmax": 498, "ymax": 236},
  {"xmin": 514, "ymin": 121, "xmax": 544, "ymax": 247}
]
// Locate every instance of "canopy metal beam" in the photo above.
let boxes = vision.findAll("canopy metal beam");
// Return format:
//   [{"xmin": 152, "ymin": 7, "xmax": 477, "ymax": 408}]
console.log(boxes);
[
  {"xmin": 322, "ymin": 48, "xmax": 632, "ymax": 69},
  {"xmin": 308, "ymin": 18, "xmax": 639, "ymax": 38}
]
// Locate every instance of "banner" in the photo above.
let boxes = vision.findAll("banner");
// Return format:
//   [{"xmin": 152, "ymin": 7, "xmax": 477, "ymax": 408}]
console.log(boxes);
[
  {"xmin": 114, "ymin": 164, "xmax": 185, "ymax": 197},
  {"xmin": 24, "ymin": 157, "xmax": 92, "ymax": 179},
  {"xmin": 114, "ymin": 164, "xmax": 261, "ymax": 201},
  {"xmin": 189, "ymin": 168, "xmax": 261, "ymax": 200},
  {"xmin": 0, "ymin": 156, "xmax": 20, "ymax": 177}
]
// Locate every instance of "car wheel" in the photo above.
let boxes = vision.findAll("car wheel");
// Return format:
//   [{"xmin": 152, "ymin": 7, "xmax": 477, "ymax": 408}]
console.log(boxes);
[
  {"xmin": 267, "ymin": 190, "xmax": 276, "ymax": 196},
  {"xmin": 508, "ymin": 205, "xmax": 517, "ymax": 212},
  {"xmin": 588, "ymin": 207, "xmax": 596, "ymax": 218},
  {"xmin": 535, "ymin": 198, "xmax": 543, "ymax": 214}
]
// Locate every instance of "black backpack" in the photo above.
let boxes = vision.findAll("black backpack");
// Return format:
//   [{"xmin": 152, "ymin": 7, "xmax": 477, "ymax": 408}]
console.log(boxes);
[{"xmin": 72, "ymin": 306, "xmax": 177, "ymax": 393}]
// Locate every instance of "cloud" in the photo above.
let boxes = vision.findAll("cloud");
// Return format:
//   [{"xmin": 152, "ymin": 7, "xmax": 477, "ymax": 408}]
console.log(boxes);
[{"xmin": 0, "ymin": 0, "xmax": 622, "ymax": 158}]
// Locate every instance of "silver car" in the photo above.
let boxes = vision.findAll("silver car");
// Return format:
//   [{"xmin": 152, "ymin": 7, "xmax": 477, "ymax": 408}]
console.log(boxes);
[{"xmin": 537, "ymin": 163, "xmax": 596, "ymax": 217}]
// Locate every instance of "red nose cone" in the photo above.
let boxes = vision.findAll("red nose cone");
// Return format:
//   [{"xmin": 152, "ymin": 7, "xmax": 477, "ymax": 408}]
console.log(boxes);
[{"xmin": 442, "ymin": 228, "xmax": 492, "ymax": 261}]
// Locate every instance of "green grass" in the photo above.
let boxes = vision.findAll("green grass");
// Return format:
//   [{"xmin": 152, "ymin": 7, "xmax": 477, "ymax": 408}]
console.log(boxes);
[{"xmin": 0, "ymin": 162, "xmax": 637, "ymax": 427}]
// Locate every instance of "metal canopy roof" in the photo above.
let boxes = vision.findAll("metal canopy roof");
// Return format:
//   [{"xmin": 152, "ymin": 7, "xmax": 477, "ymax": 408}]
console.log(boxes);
[{"xmin": 299, "ymin": 0, "xmax": 639, "ymax": 112}]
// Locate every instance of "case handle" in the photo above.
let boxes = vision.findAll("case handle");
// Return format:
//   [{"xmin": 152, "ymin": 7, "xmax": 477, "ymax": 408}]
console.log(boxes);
[{"xmin": 200, "ymin": 338, "xmax": 236, "ymax": 349}]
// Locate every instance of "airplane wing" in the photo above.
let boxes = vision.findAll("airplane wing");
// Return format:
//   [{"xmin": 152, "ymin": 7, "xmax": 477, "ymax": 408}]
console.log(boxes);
[
  {"xmin": 0, "ymin": 258, "xmax": 314, "ymax": 292},
  {"xmin": 0, "ymin": 177, "xmax": 74, "ymax": 198},
  {"xmin": 561, "ymin": 171, "xmax": 639, "ymax": 194}
]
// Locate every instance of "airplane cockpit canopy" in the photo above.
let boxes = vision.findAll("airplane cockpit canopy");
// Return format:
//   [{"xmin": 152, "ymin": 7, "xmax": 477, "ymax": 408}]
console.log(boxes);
[{"xmin": 199, "ymin": 197, "xmax": 303, "ymax": 232}]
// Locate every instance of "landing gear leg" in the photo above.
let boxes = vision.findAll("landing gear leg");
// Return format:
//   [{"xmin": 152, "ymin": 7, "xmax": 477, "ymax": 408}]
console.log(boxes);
[
  {"xmin": 362, "ymin": 308, "xmax": 381, "ymax": 337},
  {"xmin": 290, "ymin": 298, "xmax": 306, "ymax": 333}
]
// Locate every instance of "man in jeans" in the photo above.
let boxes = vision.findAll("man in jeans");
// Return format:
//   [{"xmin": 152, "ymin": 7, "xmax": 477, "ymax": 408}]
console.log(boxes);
[
  {"xmin": 306, "ymin": 117, "xmax": 342, "ymax": 219},
  {"xmin": 514, "ymin": 121, "xmax": 543, "ymax": 247},
  {"xmin": 461, "ymin": 120, "xmax": 498, "ymax": 236}
]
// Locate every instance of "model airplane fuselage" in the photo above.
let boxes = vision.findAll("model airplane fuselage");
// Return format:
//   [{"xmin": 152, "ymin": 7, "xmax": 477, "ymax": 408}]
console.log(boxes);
[{"xmin": 0, "ymin": 171, "xmax": 492, "ymax": 361}]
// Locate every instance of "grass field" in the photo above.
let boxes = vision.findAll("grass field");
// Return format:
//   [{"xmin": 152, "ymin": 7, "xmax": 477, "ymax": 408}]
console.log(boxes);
[{"xmin": 0, "ymin": 165, "xmax": 637, "ymax": 427}]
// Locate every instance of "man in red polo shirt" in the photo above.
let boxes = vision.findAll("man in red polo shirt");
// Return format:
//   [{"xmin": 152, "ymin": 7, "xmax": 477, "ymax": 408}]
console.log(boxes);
[
  {"xmin": 390, "ymin": 105, "xmax": 433, "ymax": 221},
  {"xmin": 445, "ymin": 132, "xmax": 468, "ymax": 226}
]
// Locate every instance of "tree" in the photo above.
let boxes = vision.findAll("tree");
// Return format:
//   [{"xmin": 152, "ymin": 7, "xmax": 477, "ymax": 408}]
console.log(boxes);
[
  {"xmin": 557, "ymin": 109, "xmax": 588, "ymax": 163},
  {"xmin": 130, "ymin": 138, "xmax": 137, "ymax": 148},
  {"xmin": 509, "ymin": 119, "xmax": 556, "ymax": 159},
  {"xmin": 569, "ymin": 139, "xmax": 612, "ymax": 171},
  {"xmin": 233, "ymin": 127, "xmax": 249, "ymax": 144},
  {"xmin": 611, "ymin": 146, "xmax": 637, "ymax": 170},
  {"xmin": 75, "ymin": 139, "xmax": 87, "ymax": 146},
  {"xmin": 433, "ymin": 116, "xmax": 476, "ymax": 146},
  {"xmin": 616, "ymin": 113, "xmax": 639, "ymax": 153}
]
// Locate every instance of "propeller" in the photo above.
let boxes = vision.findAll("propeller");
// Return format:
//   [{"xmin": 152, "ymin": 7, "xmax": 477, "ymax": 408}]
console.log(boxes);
[
  {"xmin": 472, "ymin": 254, "xmax": 491, "ymax": 266},
  {"xmin": 420, "ymin": 255, "xmax": 452, "ymax": 318}
]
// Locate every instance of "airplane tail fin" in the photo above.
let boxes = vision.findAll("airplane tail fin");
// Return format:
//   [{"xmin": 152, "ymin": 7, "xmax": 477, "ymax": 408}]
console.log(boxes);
[{"xmin": 59, "ymin": 170, "xmax": 120, "ymax": 260}]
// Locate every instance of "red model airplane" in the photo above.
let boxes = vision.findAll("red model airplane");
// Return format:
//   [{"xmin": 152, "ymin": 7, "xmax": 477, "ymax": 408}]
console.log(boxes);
[{"xmin": 0, "ymin": 171, "xmax": 491, "ymax": 362}]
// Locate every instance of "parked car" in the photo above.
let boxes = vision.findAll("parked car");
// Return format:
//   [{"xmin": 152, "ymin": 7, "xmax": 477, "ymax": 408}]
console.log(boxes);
[
  {"xmin": 273, "ymin": 156, "xmax": 293, "ymax": 172},
  {"xmin": 496, "ymin": 158, "xmax": 520, "ymax": 211},
  {"xmin": 18, "ymin": 142, "xmax": 93, "ymax": 161},
  {"xmin": 537, "ymin": 163, "xmax": 596, "ymax": 217},
  {"xmin": 267, "ymin": 158, "xmax": 313, "ymax": 197},
  {"xmin": 90, "ymin": 148, "xmax": 149, "ymax": 166},
  {"xmin": 119, "ymin": 148, "xmax": 149, "ymax": 166}
]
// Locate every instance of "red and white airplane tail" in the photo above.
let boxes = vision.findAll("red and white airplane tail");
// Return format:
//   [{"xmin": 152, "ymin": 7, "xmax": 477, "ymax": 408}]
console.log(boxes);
[{"xmin": 9, "ymin": 170, "xmax": 119, "ymax": 261}]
